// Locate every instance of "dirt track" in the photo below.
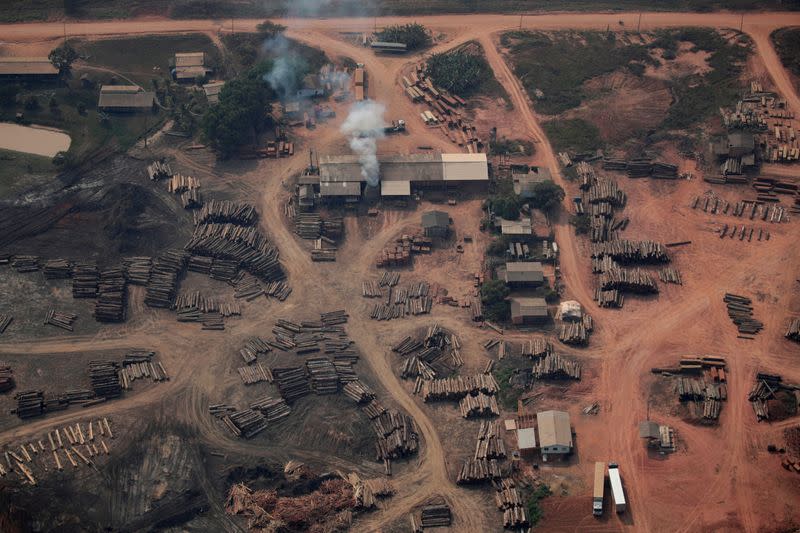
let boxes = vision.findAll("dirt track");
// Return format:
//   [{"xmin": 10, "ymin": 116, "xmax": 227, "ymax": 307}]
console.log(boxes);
[{"xmin": 1, "ymin": 10, "xmax": 800, "ymax": 533}]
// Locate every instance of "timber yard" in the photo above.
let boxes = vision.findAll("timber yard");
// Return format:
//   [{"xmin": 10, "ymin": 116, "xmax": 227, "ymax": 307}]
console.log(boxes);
[{"xmin": 0, "ymin": 3, "xmax": 799, "ymax": 533}]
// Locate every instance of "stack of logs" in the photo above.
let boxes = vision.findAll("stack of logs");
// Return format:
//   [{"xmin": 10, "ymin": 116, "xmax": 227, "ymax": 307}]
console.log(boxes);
[
  {"xmin": 250, "ymin": 395, "xmax": 291, "ymax": 422},
  {"xmin": 43, "ymin": 259, "xmax": 72, "ymax": 279},
  {"xmin": 459, "ymin": 392, "xmax": 499, "ymax": 419},
  {"xmin": 724, "ymin": 293, "xmax": 763, "ymax": 336},
  {"xmin": 11, "ymin": 255, "xmax": 39, "ymax": 273},
  {"xmin": 94, "ymin": 268, "xmax": 126, "ymax": 322},
  {"xmin": 422, "ymin": 374, "xmax": 499, "ymax": 401},
  {"xmin": 72, "ymin": 262, "xmax": 99, "ymax": 298},
  {"xmin": 146, "ymin": 160, "xmax": 172, "ymax": 180},
  {"xmin": 122, "ymin": 257, "xmax": 152, "ymax": 285},
  {"xmin": 375, "ymin": 234, "xmax": 431, "ymax": 268},
  {"xmin": 420, "ymin": 504, "xmax": 452, "ymax": 528},
  {"xmin": 144, "ymin": 249, "xmax": 188, "ymax": 308},
  {"xmin": 88, "ymin": 360, "xmax": 122, "ymax": 398},
  {"xmin": 557, "ymin": 316, "xmax": 592, "ymax": 346},
  {"xmin": 532, "ymin": 353, "xmax": 582, "ymax": 380},
  {"xmin": 495, "ymin": 478, "xmax": 529, "ymax": 529},
  {"xmin": 196, "ymin": 200, "xmax": 258, "ymax": 226},
  {"xmin": 0, "ymin": 365, "xmax": 15, "ymax": 393},
  {"xmin": 786, "ymin": 318, "xmax": 800, "ymax": 342},
  {"xmin": 44, "ymin": 309, "xmax": 77, "ymax": 331},
  {"xmin": 748, "ymin": 372, "xmax": 798, "ymax": 421},
  {"xmin": 0, "ymin": 314, "xmax": 12, "ymax": 335}
]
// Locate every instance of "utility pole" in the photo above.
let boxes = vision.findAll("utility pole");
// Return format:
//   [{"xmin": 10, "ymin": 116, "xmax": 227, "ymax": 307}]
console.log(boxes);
[{"xmin": 637, "ymin": 13, "xmax": 642, "ymax": 33}]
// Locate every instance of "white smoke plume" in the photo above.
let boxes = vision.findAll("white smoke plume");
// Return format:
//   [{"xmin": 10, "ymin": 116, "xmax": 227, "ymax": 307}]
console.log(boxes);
[{"xmin": 340, "ymin": 100, "xmax": 387, "ymax": 187}]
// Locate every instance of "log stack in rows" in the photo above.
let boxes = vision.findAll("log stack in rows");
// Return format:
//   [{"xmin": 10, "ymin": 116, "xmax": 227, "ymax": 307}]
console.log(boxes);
[
  {"xmin": 273, "ymin": 367, "xmax": 311, "ymax": 402},
  {"xmin": 94, "ymin": 268, "xmax": 127, "ymax": 322},
  {"xmin": 13, "ymin": 390, "xmax": 45, "ymax": 418},
  {"xmin": 532, "ymin": 353, "xmax": 582, "ymax": 380},
  {"xmin": 590, "ymin": 239, "xmax": 669, "ymax": 264},
  {"xmin": 88, "ymin": 360, "xmax": 122, "ymax": 399},
  {"xmin": 372, "ymin": 410, "xmax": 418, "ymax": 463},
  {"xmin": 122, "ymin": 256, "xmax": 152, "ymax": 285},
  {"xmin": 0, "ymin": 365, "xmax": 15, "ymax": 393},
  {"xmin": 222, "ymin": 408, "xmax": 268, "ymax": 439},
  {"xmin": 420, "ymin": 504, "xmax": 452, "ymax": 528},
  {"xmin": 43, "ymin": 259, "xmax": 72, "ymax": 279},
  {"xmin": 11, "ymin": 255, "xmax": 39, "ymax": 273},
  {"xmin": 0, "ymin": 314, "xmax": 12, "ymax": 335},
  {"xmin": 72, "ymin": 262, "xmax": 99, "ymax": 298},
  {"xmin": 195, "ymin": 199, "xmax": 258, "ymax": 226},
  {"xmin": 250, "ymin": 395, "xmax": 291, "ymax": 422},
  {"xmin": 495, "ymin": 478, "xmax": 529, "ymax": 529},
  {"xmin": 456, "ymin": 458, "xmax": 502, "ymax": 484},
  {"xmin": 422, "ymin": 374, "xmax": 499, "ymax": 401},
  {"xmin": 144, "ymin": 249, "xmax": 188, "ymax": 308},
  {"xmin": 44, "ymin": 309, "xmax": 77, "ymax": 331},
  {"xmin": 724, "ymin": 293, "xmax": 763, "ymax": 335}
]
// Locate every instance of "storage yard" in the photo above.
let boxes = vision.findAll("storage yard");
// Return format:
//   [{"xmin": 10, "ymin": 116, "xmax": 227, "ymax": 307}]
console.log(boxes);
[{"xmin": 0, "ymin": 9, "xmax": 799, "ymax": 533}]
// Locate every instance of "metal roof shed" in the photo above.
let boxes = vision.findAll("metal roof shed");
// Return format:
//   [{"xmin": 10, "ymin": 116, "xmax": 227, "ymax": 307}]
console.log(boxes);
[
  {"xmin": 500, "ymin": 218, "xmax": 533, "ymax": 236},
  {"xmin": 510, "ymin": 297, "xmax": 549, "ymax": 325},
  {"xmin": 0, "ymin": 57, "xmax": 58, "ymax": 77},
  {"xmin": 320, "ymin": 181, "xmax": 361, "ymax": 197},
  {"xmin": 502, "ymin": 262, "xmax": 544, "ymax": 284},
  {"xmin": 537, "ymin": 410, "xmax": 572, "ymax": 452},
  {"xmin": 175, "ymin": 52, "xmax": 205, "ymax": 67},
  {"xmin": 441, "ymin": 153, "xmax": 489, "ymax": 181},
  {"xmin": 517, "ymin": 427, "xmax": 537, "ymax": 450}
]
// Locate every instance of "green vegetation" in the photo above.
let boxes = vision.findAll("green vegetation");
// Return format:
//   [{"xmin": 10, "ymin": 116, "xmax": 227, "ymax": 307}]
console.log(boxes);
[
  {"xmin": 493, "ymin": 366, "xmax": 522, "ymax": 410},
  {"xmin": 772, "ymin": 28, "xmax": 800, "ymax": 78},
  {"xmin": 543, "ymin": 118, "xmax": 602, "ymax": 154},
  {"xmin": 486, "ymin": 192, "xmax": 521, "ymax": 220},
  {"xmin": 570, "ymin": 213, "xmax": 591, "ymax": 234},
  {"xmin": 481, "ymin": 279, "xmax": 510, "ymax": 323},
  {"xmin": 74, "ymin": 34, "xmax": 220, "ymax": 86},
  {"xmin": 0, "ymin": 149, "xmax": 56, "ymax": 199},
  {"xmin": 48, "ymin": 41, "xmax": 79, "ymax": 76},
  {"xmin": 222, "ymin": 30, "xmax": 328, "ymax": 80},
  {"xmin": 490, "ymin": 136, "xmax": 534, "ymax": 156},
  {"xmin": 375, "ymin": 23, "xmax": 431, "ymax": 50},
  {"xmin": 525, "ymin": 484, "xmax": 552, "ymax": 527},
  {"xmin": 651, "ymin": 28, "xmax": 751, "ymax": 130},
  {"xmin": 2, "ymin": 1, "xmax": 795, "ymax": 23},
  {"xmin": 201, "ymin": 66, "xmax": 275, "ymax": 158},
  {"xmin": 501, "ymin": 30, "xmax": 653, "ymax": 115},
  {"xmin": 425, "ymin": 43, "xmax": 504, "ymax": 98},
  {"xmin": 526, "ymin": 180, "xmax": 565, "ymax": 215}
]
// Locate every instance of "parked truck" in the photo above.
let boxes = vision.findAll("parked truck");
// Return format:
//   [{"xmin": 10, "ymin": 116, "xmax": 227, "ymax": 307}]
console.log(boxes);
[
  {"xmin": 384, "ymin": 120, "xmax": 406, "ymax": 134},
  {"xmin": 593, "ymin": 462, "xmax": 605, "ymax": 516},
  {"xmin": 608, "ymin": 462, "xmax": 627, "ymax": 513}
]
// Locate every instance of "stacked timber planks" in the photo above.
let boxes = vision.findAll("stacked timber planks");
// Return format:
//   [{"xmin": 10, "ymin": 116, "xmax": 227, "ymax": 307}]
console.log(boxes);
[
  {"xmin": 72, "ymin": 262, "xmax": 99, "ymax": 298},
  {"xmin": 724, "ymin": 293, "xmax": 763, "ymax": 335},
  {"xmin": 43, "ymin": 259, "xmax": 72, "ymax": 279},
  {"xmin": 532, "ymin": 353, "xmax": 581, "ymax": 380}
]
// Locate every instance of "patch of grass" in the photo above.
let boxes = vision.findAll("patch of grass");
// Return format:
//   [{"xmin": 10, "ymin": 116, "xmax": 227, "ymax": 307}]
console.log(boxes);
[
  {"xmin": 772, "ymin": 27, "xmax": 800, "ymax": 78},
  {"xmin": 501, "ymin": 30, "xmax": 653, "ymax": 115},
  {"xmin": 0, "ymin": 149, "xmax": 56, "ymax": 198},
  {"xmin": 490, "ymin": 137, "xmax": 534, "ymax": 156},
  {"xmin": 74, "ymin": 34, "xmax": 221, "ymax": 87},
  {"xmin": 543, "ymin": 118, "xmax": 602, "ymax": 154}
]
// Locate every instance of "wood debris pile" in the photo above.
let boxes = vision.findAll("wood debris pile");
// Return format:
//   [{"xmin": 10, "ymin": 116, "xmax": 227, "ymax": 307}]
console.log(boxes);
[
  {"xmin": 375, "ymin": 234, "xmax": 432, "ymax": 268},
  {"xmin": 653, "ymin": 356, "xmax": 728, "ymax": 423},
  {"xmin": 748, "ymin": 372, "xmax": 799, "ymax": 421}
]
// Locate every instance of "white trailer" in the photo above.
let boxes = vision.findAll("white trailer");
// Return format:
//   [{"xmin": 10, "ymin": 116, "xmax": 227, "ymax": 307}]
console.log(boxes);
[{"xmin": 608, "ymin": 462, "xmax": 626, "ymax": 513}]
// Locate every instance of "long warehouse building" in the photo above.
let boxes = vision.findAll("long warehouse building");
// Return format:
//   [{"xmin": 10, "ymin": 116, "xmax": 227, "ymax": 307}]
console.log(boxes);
[{"xmin": 310, "ymin": 152, "xmax": 489, "ymax": 201}]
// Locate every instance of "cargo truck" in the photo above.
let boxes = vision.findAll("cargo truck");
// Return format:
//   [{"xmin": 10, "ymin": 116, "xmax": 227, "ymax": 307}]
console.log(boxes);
[
  {"xmin": 592, "ymin": 462, "xmax": 605, "ymax": 516},
  {"xmin": 608, "ymin": 462, "xmax": 626, "ymax": 513}
]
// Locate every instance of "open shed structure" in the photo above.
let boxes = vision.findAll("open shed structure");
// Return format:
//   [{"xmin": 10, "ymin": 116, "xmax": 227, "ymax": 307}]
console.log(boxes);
[
  {"xmin": 0, "ymin": 57, "xmax": 58, "ymax": 80},
  {"xmin": 537, "ymin": 410, "xmax": 573, "ymax": 460}
]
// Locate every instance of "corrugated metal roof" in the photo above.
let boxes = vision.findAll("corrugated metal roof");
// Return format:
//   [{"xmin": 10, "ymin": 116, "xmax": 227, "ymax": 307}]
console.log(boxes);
[
  {"xmin": 503, "ymin": 262, "xmax": 544, "ymax": 283},
  {"xmin": 381, "ymin": 180, "xmax": 410, "ymax": 196},
  {"xmin": 421, "ymin": 210, "xmax": 449, "ymax": 228},
  {"xmin": 175, "ymin": 65, "xmax": 210, "ymax": 79},
  {"xmin": 442, "ymin": 153, "xmax": 488, "ymax": 181},
  {"xmin": 100, "ymin": 85, "xmax": 143, "ymax": 94},
  {"xmin": 638, "ymin": 421, "xmax": 660, "ymax": 439},
  {"xmin": 511, "ymin": 297, "xmax": 548, "ymax": 318},
  {"xmin": 0, "ymin": 57, "xmax": 58, "ymax": 76},
  {"xmin": 319, "ymin": 181, "xmax": 361, "ymax": 197},
  {"xmin": 175, "ymin": 52, "xmax": 205, "ymax": 67},
  {"xmin": 500, "ymin": 218, "xmax": 532, "ymax": 235},
  {"xmin": 98, "ymin": 91, "xmax": 155, "ymax": 109},
  {"xmin": 517, "ymin": 427, "xmax": 537, "ymax": 450},
  {"xmin": 537, "ymin": 410, "xmax": 572, "ymax": 449},
  {"xmin": 203, "ymin": 81, "xmax": 225, "ymax": 104}
]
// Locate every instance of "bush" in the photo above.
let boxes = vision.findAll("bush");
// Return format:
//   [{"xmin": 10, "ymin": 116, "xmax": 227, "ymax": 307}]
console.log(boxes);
[
  {"xmin": 570, "ymin": 214, "xmax": 591, "ymax": 234},
  {"xmin": 526, "ymin": 484, "xmax": 552, "ymax": 527},
  {"xmin": 481, "ymin": 279, "xmax": 510, "ymax": 322},
  {"xmin": 375, "ymin": 23, "xmax": 430, "ymax": 50},
  {"xmin": 24, "ymin": 95, "xmax": 39, "ymax": 110},
  {"xmin": 527, "ymin": 180, "xmax": 565, "ymax": 215},
  {"xmin": 425, "ymin": 48, "xmax": 494, "ymax": 97},
  {"xmin": 490, "ymin": 136, "xmax": 534, "ymax": 156},
  {"xmin": 772, "ymin": 28, "xmax": 800, "ymax": 77},
  {"xmin": 48, "ymin": 41, "xmax": 79, "ymax": 76},
  {"xmin": 486, "ymin": 238, "xmax": 509, "ymax": 257},
  {"xmin": 494, "ymin": 366, "xmax": 522, "ymax": 410}
]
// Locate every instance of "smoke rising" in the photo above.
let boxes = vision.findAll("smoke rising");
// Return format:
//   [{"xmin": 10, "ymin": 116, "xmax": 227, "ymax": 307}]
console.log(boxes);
[
  {"xmin": 340, "ymin": 100, "xmax": 387, "ymax": 187},
  {"xmin": 261, "ymin": 34, "xmax": 307, "ymax": 99}
]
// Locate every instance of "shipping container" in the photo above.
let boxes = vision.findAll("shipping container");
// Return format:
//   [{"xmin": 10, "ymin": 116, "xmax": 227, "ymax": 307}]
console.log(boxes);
[{"xmin": 608, "ymin": 463, "xmax": 626, "ymax": 513}]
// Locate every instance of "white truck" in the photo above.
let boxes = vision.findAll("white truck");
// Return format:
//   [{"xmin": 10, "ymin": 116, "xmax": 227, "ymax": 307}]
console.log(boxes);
[
  {"xmin": 608, "ymin": 462, "xmax": 627, "ymax": 513},
  {"xmin": 593, "ymin": 462, "xmax": 605, "ymax": 516}
]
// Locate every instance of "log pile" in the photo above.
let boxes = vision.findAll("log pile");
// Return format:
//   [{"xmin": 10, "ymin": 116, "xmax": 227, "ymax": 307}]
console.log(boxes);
[
  {"xmin": 222, "ymin": 408, "xmax": 268, "ymax": 438},
  {"xmin": 11, "ymin": 255, "xmax": 39, "ymax": 273},
  {"xmin": 599, "ymin": 264, "xmax": 658, "ymax": 293},
  {"xmin": 88, "ymin": 361, "xmax": 122, "ymax": 398},
  {"xmin": 532, "ymin": 353, "xmax": 581, "ymax": 380},
  {"xmin": 122, "ymin": 256, "xmax": 152, "ymax": 285},
  {"xmin": 119, "ymin": 351, "xmax": 169, "ymax": 388},
  {"xmin": 0, "ymin": 314, "xmax": 12, "ymax": 335},
  {"xmin": 558, "ymin": 321, "xmax": 589, "ymax": 345},
  {"xmin": 459, "ymin": 392, "xmax": 499, "ymax": 419},
  {"xmin": 422, "ymin": 374, "xmax": 499, "ymax": 401},
  {"xmin": 361, "ymin": 280, "xmax": 382, "ymax": 298},
  {"xmin": 180, "ymin": 188, "xmax": 202, "ymax": 209},
  {"xmin": 144, "ymin": 249, "xmax": 188, "ymax": 308},
  {"xmin": 456, "ymin": 458, "xmax": 502, "ymax": 484},
  {"xmin": 146, "ymin": 160, "xmax": 172, "ymax": 180},
  {"xmin": 167, "ymin": 173, "xmax": 199, "ymax": 194},
  {"xmin": 595, "ymin": 288, "xmax": 624, "ymax": 308},
  {"xmin": 43, "ymin": 259, "xmax": 72, "ymax": 279},
  {"xmin": 521, "ymin": 337, "xmax": 552, "ymax": 358},
  {"xmin": 250, "ymin": 395, "xmax": 291, "ymax": 422},
  {"xmin": 748, "ymin": 373, "xmax": 799, "ymax": 421},
  {"xmin": 495, "ymin": 478, "xmax": 529, "ymax": 529},
  {"xmin": 13, "ymin": 390, "xmax": 45, "ymax": 418},
  {"xmin": 195, "ymin": 199, "xmax": 257, "ymax": 226},
  {"xmin": 185, "ymin": 223, "xmax": 284, "ymax": 283},
  {"xmin": 373, "ymin": 410, "xmax": 418, "ymax": 462},
  {"xmin": 786, "ymin": 318, "xmax": 800, "ymax": 342},
  {"xmin": 273, "ymin": 367, "xmax": 311, "ymax": 402},
  {"xmin": 0, "ymin": 365, "xmax": 15, "ymax": 393},
  {"xmin": 590, "ymin": 239, "xmax": 669, "ymax": 264},
  {"xmin": 587, "ymin": 178, "xmax": 626, "ymax": 206},
  {"xmin": 343, "ymin": 380, "xmax": 375, "ymax": 404},
  {"xmin": 306, "ymin": 357, "xmax": 339, "ymax": 394},
  {"xmin": 724, "ymin": 293, "xmax": 763, "ymax": 335},
  {"xmin": 375, "ymin": 234, "xmax": 432, "ymax": 268},
  {"xmin": 420, "ymin": 504, "xmax": 452, "ymax": 528},
  {"xmin": 94, "ymin": 268, "xmax": 127, "ymax": 322},
  {"xmin": 401, "ymin": 356, "xmax": 436, "ymax": 380},
  {"xmin": 44, "ymin": 309, "xmax": 77, "ymax": 331},
  {"xmin": 658, "ymin": 267, "xmax": 682, "ymax": 285},
  {"xmin": 237, "ymin": 364, "xmax": 271, "ymax": 385},
  {"xmin": 239, "ymin": 337, "xmax": 271, "ymax": 363},
  {"xmin": 72, "ymin": 262, "xmax": 99, "ymax": 298},
  {"xmin": 379, "ymin": 271, "xmax": 401, "ymax": 287},
  {"xmin": 294, "ymin": 213, "xmax": 322, "ymax": 239},
  {"xmin": 475, "ymin": 420, "xmax": 506, "ymax": 460}
]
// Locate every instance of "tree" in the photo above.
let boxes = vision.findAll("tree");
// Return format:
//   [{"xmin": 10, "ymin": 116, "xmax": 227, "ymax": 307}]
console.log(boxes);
[
  {"xmin": 0, "ymin": 84, "xmax": 19, "ymax": 107},
  {"xmin": 24, "ymin": 95, "xmax": 39, "ymax": 110},
  {"xmin": 201, "ymin": 68, "xmax": 274, "ymax": 158},
  {"xmin": 481, "ymin": 279, "xmax": 510, "ymax": 322},
  {"xmin": 256, "ymin": 20, "xmax": 286, "ymax": 38},
  {"xmin": 570, "ymin": 214, "xmax": 591, "ymax": 235},
  {"xmin": 375, "ymin": 23, "xmax": 431, "ymax": 51},
  {"xmin": 486, "ymin": 193, "xmax": 521, "ymax": 220},
  {"xmin": 528, "ymin": 180, "xmax": 565, "ymax": 215},
  {"xmin": 48, "ymin": 41, "xmax": 79, "ymax": 76}
]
